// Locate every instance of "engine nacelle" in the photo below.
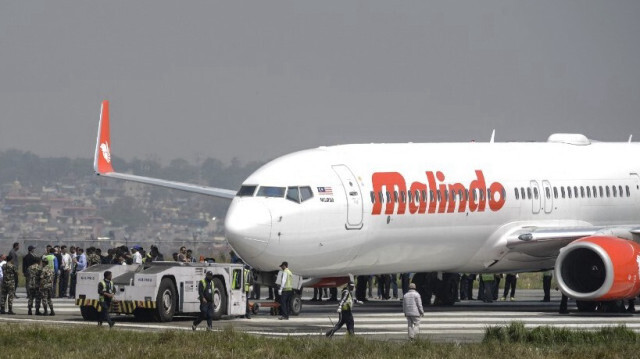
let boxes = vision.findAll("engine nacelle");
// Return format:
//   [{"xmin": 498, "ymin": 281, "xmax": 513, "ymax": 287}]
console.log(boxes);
[{"xmin": 555, "ymin": 236, "xmax": 640, "ymax": 301}]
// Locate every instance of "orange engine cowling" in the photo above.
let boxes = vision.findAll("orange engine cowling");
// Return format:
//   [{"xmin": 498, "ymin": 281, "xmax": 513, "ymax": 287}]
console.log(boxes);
[{"xmin": 555, "ymin": 236, "xmax": 640, "ymax": 301}]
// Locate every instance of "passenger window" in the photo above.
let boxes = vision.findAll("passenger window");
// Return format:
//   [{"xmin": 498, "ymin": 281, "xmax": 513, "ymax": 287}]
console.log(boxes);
[
  {"xmin": 437, "ymin": 190, "xmax": 441, "ymax": 202},
  {"xmin": 394, "ymin": 191, "xmax": 399, "ymax": 202},
  {"xmin": 378, "ymin": 192, "xmax": 384, "ymax": 203},
  {"xmin": 257, "ymin": 186, "xmax": 285, "ymax": 198},
  {"xmin": 599, "ymin": 186, "xmax": 604, "ymax": 197},
  {"xmin": 386, "ymin": 191, "xmax": 391, "ymax": 203},
  {"xmin": 407, "ymin": 191, "xmax": 413, "ymax": 202},
  {"xmin": 612, "ymin": 186, "xmax": 617, "ymax": 197},
  {"xmin": 573, "ymin": 186, "xmax": 578, "ymax": 197},
  {"xmin": 606, "ymin": 186, "xmax": 610, "ymax": 197},
  {"xmin": 586, "ymin": 186, "xmax": 591, "ymax": 198},
  {"xmin": 567, "ymin": 187, "xmax": 572, "ymax": 198},
  {"xmin": 421, "ymin": 190, "xmax": 427, "ymax": 202},
  {"xmin": 479, "ymin": 189, "xmax": 485, "ymax": 201},
  {"xmin": 237, "ymin": 185, "xmax": 257, "ymax": 197},
  {"xmin": 286, "ymin": 187, "xmax": 300, "ymax": 203},
  {"xmin": 370, "ymin": 191, "xmax": 376, "ymax": 204},
  {"xmin": 626, "ymin": 185, "xmax": 631, "ymax": 197},
  {"xmin": 430, "ymin": 190, "xmax": 435, "ymax": 202},
  {"xmin": 486, "ymin": 189, "xmax": 491, "ymax": 202},
  {"xmin": 580, "ymin": 186, "xmax": 585, "ymax": 198},
  {"xmin": 465, "ymin": 189, "xmax": 469, "ymax": 201},
  {"xmin": 561, "ymin": 187, "xmax": 565, "ymax": 198},
  {"xmin": 553, "ymin": 187, "xmax": 558, "ymax": 199},
  {"xmin": 592, "ymin": 186, "xmax": 597, "ymax": 198},
  {"xmin": 545, "ymin": 187, "xmax": 550, "ymax": 199},
  {"xmin": 514, "ymin": 188, "xmax": 520, "ymax": 200},
  {"xmin": 619, "ymin": 186, "xmax": 623, "ymax": 197},
  {"xmin": 527, "ymin": 188, "xmax": 532, "ymax": 199},
  {"xmin": 533, "ymin": 187, "xmax": 539, "ymax": 199},
  {"xmin": 520, "ymin": 187, "xmax": 525, "ymax": 199},
  {"xmin": 401, "ymin": 191, "xmax": 406, "ymax": 202},
  {"xmin": 300, "ymin": 186, "xmax": 314, "ymax": 202}
]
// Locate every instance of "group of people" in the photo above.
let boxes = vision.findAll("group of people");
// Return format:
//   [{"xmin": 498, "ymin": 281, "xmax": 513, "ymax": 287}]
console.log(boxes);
[{"xmin": 0, "ymin": 243, "xmax": 56, "ymax": 315}]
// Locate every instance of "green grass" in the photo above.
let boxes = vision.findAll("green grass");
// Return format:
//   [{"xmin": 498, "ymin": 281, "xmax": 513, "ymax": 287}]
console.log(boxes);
[{"xmin": 0, "ymin": 322, "xmax": 638, "ymax": 359}]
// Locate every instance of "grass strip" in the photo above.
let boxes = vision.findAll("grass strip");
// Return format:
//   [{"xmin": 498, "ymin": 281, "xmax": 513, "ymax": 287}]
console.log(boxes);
[{"xmin": 0, "ymin": 322, "xmax": 638, "ymax": 359}]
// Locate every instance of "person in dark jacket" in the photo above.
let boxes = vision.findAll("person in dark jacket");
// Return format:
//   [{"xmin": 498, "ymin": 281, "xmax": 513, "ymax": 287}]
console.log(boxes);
[{"xmin": 192, "ymin": 271, "xmax": 215, "ymax": 331}]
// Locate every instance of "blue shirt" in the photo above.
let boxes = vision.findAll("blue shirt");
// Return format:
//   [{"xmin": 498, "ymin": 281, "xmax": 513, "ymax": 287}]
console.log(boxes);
[{"xmin": 76, "ymin": 253, "xmax": 87, "ymax": 271}]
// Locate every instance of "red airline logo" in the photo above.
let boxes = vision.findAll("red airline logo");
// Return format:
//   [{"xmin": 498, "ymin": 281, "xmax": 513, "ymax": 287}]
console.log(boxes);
[{"xmin": 371, "ymin": 170, "xmax": 506, "ymax": 215}]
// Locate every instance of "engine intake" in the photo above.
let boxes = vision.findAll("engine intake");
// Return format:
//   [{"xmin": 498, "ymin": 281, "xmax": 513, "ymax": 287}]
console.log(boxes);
[{"xmin": 555, "ymin": 236, "xmax": 640, "ymax": 300}]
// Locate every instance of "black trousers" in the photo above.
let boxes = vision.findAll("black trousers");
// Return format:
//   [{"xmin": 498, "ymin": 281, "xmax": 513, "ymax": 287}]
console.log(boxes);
[
  {"xmin": 503, "ymin": 274, "xmax": 517, "ymax": 298},
  {"xmin": 326, "ymin": 310, "xmax": 354, "ymax": 336},
  {"xmin": 280, "ymin": 290, "xmax": 292, "ymax": 318},
  {"xmin": 460, "ymin": 275, "xmax": 469, "ymax": 300},
  {"xmin": 99, "ymin": 301, "xmax": 113, "ymax": 326},
  {"xmin": 543, "ymin": 276, "xmax": 552, "ymax": 301},
  {"xmin": 193, "ymin": 302, "xmax": 213, "ymax": 328}
]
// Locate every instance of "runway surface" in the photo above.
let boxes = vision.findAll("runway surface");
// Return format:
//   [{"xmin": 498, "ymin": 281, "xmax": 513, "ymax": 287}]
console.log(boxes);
[{"xmin": 1, "ymin": 289, "xmax": 639, "ymax": 342}]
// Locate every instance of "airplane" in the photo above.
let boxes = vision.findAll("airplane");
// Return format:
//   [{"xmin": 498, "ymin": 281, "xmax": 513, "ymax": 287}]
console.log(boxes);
[{"xmin": 94, "ymin": 100, "xmax": 640, "ymax": 311}]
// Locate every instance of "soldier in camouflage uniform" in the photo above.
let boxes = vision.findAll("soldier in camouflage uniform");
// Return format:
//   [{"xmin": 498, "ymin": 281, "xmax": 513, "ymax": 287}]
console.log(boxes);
[
  {"xmin": 87, "ymin": 247, "xmax": 101, "ymax": 267},
  {"xmin": 27, "ymin": 258, "xmax": 42, "ymax": 315},
  {"xmin": 1, "ymin": 254, "xmax": 17, "ymax": 314},
  {"xmin": 38, "ymin": 258, "xmax": 55, "ymax": 316}
]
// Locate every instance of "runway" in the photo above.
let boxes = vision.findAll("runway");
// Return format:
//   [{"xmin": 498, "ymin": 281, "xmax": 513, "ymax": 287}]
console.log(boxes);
[{"xmin": 1, "ymin": 289, "xmax": 639, "ymax": 342}]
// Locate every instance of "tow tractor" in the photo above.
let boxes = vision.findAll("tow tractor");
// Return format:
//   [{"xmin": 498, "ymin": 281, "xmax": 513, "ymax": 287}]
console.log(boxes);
[{"xmin": 75, "ymin": 262, "xmax": 303, "ymax": 321}]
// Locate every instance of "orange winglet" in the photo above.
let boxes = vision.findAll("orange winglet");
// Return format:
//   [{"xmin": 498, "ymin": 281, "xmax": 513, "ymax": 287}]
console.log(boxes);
[{"xmin": 95, "ymin": 100, "xmax": 114, "ymax": 174}]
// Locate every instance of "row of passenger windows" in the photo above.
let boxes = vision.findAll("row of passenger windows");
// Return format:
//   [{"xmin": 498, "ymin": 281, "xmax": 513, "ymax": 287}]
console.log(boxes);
[
  {"xmin": 513, "ymin": 185, "xmax": 631, "ymax": 200},
  {"xmin": 236, "ymin": 185, "xmax": 314, "ymax": 204},
  {"xmin": 369, "ymin": 188, "xmax": 502, "ymax": 204}
]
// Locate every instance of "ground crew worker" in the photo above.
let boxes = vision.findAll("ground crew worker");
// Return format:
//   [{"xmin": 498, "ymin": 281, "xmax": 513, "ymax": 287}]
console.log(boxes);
[
  {"xmin": 501, "ymin": 273, "xmax": 518, "ymax": 301},
  {"xmin": 542, "ymin": 270, "xmax": 552, "ymax": 302},
  {"xmin": 39, "ymin": 258, "xmax": 55, "ymax": 316},
  {"xmin": 27, "ymin": 258, "xmax": 42, "ymax": 315},
  {"xmin": 403, "ymin": 283, "xmax": 424, "ymax": 340},
  {"xmin": 243, "ymin": 265, "xmax": 252, "ymax": 319},
  {"xmin": 278, "ymin": 261, "xmax": 293, "ymax": 320},
  {"xmin": 480, "ymin": 273, "xmax": 495, "ymax": 303},
  {"xmin": 192, "ymin": 271, "xmax": 215, "ymax": 331},
  {"xmin": 0, "ymin": 254, "xmax": 17, "ymax": 314},
  {"xmin": 97, "ymin": 270, "xmax": 115, "ymax": 327},
  {"xmin": 326, "ymin": 281, "xmax": 362, "ymax": 337}
]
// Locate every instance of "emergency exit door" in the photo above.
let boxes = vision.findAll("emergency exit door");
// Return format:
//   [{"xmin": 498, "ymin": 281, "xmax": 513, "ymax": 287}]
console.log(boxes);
[{"xmin": 332, "ymin": 165, "xmax": 363, "ymax": 230}]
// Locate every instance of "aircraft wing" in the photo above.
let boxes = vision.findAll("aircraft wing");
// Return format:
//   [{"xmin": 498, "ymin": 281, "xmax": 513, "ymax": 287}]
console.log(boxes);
[
  {"xmin": 505, "ymin": 225, "xmax": 640, "ymax": 258},
  {"xmin": 93, "ymin": 100, "xmax": 236, "ymax": 199}
]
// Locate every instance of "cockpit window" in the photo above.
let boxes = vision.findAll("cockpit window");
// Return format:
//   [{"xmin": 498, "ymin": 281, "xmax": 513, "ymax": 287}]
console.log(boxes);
[
  {"xmin": 300, "ymin": 186, "xmax": 314, "ymax": 202},
  {"xmin": 286, "ymin": 187, "xmax": 300, "ymax": 203},
  {"xmin": 256, "ymin": 186, "xmax": 285, "ymax": 198},
  {"xmin": 237, "ymin": 185, "xmax": 257, "ymax": 197}
]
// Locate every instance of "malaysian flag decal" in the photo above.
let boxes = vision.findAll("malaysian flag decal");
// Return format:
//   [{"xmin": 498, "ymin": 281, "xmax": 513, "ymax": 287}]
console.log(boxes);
[{"xmin": 317, "ymin": 187, "xmax": 333, "ymax": 195}]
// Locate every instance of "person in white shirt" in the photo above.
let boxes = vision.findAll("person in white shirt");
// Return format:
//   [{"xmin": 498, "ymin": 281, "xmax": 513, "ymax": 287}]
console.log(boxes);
[
  {"xmin": 132, "ymin": 246, "xmax": 143, "ymax": 264},
  {"xmin": 60, "ymin": 246, "xmax": 72, "ymax": 297},
  {"xmin": 0, "ymin": 254, "xmax": 6, "ymax": 298}
]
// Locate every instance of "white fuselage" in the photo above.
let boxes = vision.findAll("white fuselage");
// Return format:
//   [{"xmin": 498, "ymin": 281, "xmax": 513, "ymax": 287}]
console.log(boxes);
[{"xmin": 225, "ymin": 140, "xmax": 640, "ymax": 277}]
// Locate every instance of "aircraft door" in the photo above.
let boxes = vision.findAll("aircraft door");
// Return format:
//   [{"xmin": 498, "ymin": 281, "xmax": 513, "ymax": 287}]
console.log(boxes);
[
  {"xmin": 530, "ymin": 180, "xmax": 541, "ymax": 214},
  {"xmin": 541, "ymin": 180, "xmax": 553, "ymax": 214},
  {"xmin": 332, "ymin": 165, "xmax": 364, "ymax": 230}
]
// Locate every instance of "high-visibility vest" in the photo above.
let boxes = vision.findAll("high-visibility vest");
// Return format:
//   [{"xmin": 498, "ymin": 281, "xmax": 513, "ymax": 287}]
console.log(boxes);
[
  {"xmin": 283, "ymin": 268, "xmax": 293, "ymax": 290},
  {"xmin": 99, "ymin": 280, "xmax": 112, "ymax": 302},
  {"xmin": 44, "ymin": 254, "xmax": 55, "ymax": 269},
  {"xmin": 200, "ymin": 278, "xmax": 214, "ymax": 299},
  {"xmin": 341, "ymin": 290, "xmax": 353, "ymax": 311},
  {"xmin": 243, "ymin": 269, "xmax": 250, "ymax": 293},
  {"xmin": 481, "ymin": 273, "xmax": 494, "ymax": 282}
]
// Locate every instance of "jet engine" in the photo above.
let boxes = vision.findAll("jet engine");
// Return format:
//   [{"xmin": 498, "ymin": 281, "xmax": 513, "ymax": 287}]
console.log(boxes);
[{"xmin": 555, "ymin": 236, "xmax": 640, "ymax": 301}]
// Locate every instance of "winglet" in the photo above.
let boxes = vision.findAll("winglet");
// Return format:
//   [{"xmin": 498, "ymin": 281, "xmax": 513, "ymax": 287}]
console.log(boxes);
[
  {"xmin": 489, "ymin": 129, "xmax": 495, "ymax": 143},
  {"xmin": 94, "ymin": 100, "xmax": 114, "ymax": 174}
]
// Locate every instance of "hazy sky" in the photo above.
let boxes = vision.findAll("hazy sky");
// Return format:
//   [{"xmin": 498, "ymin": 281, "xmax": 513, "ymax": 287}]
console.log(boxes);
[{"xmin": 1, "ymin": 1, "xmax": 639, "ymax": 164}]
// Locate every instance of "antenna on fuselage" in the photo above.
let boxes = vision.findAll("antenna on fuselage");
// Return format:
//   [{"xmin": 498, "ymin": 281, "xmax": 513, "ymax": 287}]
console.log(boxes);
[
  {"xmin": 629, "ymin": 134, "xmax": 633, "ymax": 143},
  {"xmin": 489, "ymin": 129, "xmax": 495, "ymax": 143}
]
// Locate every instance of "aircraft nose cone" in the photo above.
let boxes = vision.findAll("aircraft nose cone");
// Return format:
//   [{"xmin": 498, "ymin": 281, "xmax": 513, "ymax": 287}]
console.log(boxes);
[{"xmin": 225, "ymin": 199, "xmax": 272, "ymax": 260}]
